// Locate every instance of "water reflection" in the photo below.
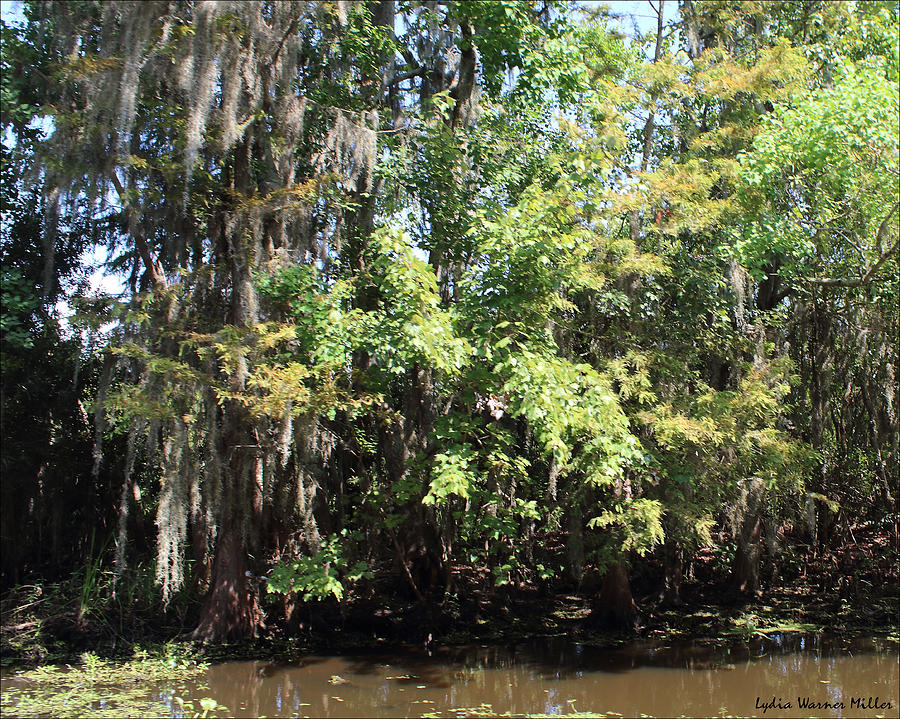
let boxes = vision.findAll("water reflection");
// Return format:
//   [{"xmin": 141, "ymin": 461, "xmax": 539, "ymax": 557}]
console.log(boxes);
[{"xmin": 153, "ymin": 635, "xmax": 898, "ymax": 718}]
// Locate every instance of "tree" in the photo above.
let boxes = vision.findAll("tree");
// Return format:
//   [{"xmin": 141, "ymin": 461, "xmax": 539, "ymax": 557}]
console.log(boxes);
[
  {"xmin": 27, "ymin": 0, "xmax": 621, "ymax": 641},
  {"xmin": 6, "ymin": 0, "xmax": 896, "ymax": 642},
  {"xmin": 1, "ymin": 8, "xmax": 106, "ymax": 587}
]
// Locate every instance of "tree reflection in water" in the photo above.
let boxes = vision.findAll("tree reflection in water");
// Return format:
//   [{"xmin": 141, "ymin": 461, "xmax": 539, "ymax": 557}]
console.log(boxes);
[{"xmin": 150, "ymin": 636, "xmax": 898, "ymax": 718}]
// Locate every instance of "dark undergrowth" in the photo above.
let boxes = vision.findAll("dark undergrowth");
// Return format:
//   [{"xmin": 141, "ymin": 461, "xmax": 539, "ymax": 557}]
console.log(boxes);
[{"xmin": 2, "ymin": 523, "xmax": 897, "ymax": 669}]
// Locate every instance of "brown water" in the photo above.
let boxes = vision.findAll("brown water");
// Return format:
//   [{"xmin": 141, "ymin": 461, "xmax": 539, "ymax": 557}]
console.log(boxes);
[
  {"xmin": 170, "ymin": 635, "xmax": 898, "ymax": 718},
  {"xmin": 5, "ymin": 634, "xmax": 899, "ymax": 718}
]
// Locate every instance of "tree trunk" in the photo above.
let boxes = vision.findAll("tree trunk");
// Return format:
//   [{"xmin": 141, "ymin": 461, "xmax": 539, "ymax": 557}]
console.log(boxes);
[
  {"xmin": 379, "ymin": 364, "xmax": 447, "ymax": 599},
  {"xmin": 733, "ymin": 516, "xmax": 761, "ymax": 595},
  {"xmin": 595, "ymin": 561, "xmax": 638, "ymax": 629},
  {"xmin": 565, "ymin": 498, "xmax": 584, "ymax": 587},
  {"xmin": 662, "ymin": 537, "xmax": 683, "ymax": 605},
  {"xmin": 190, "ymin": 398, "xmax": 266, "ymax": 642},
  {"xmin": 627, "ymin": 0, "xmax": 665, "ymax": 247},
  {"xmin": 192, "ymin": 528, "xmax": 262, "ymax": 643},
  {"xmin": 732, "ymin": 478, "xmax": 765, "ymax": 596},
  {"xmin": 191, "ymin": 134, "xmax": 266, "ymax": 641}
]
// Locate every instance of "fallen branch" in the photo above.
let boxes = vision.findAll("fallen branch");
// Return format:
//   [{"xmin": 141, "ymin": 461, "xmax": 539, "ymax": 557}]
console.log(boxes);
[{"xmin": 3, "ymin": 621, "xmax": 41, "ymax": 633}]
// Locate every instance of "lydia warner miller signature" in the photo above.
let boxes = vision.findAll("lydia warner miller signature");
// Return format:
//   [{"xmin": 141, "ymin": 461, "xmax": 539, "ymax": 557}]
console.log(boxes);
[{"xmin": 755, "ymin": 695, "xmax": 894, "ymax": 714}]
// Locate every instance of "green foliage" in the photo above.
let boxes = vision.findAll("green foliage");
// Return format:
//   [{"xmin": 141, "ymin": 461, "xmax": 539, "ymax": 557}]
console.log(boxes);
[
  {"xmin": 0, "ymin": 14, "xmax": 47, "ymax": 132},
  {"xmin": 424, "ymin": 444, "xmax": 475, "ymax": 506},
  {"xmin": 265, "ymin": 534, "xmax": 372, "ymax": 602},
  {"xmin": 588, "ymin": 497, "xmax": 665, "ymax": 557},
  {"xmin": 360, "ymin": 227, "xmax": 472, "ymax": 376},
  {"xmin": 498, "ymin": 350, "xmax": 639, "ymax": 483},
  {"xmin": 173, "ymin": 696, "xmax": 230, "ymax": 719},
  {"xmin": 800, "ymin": 1, "xmax": 899, "ymax": 83},
  {"xmin": 4, "ymin": 0, "xmax": 897, "ymax": 644},
  {"xmin": 737, "ymin": 69, "xmax": 899, "ymax": 284},
  {"xmin": 0, "ymin": 268, "xmax": 37, "ymax": 351},
  {"xmin": 641, "ymin": 360, "xmax": 812, "ymax": 487}
]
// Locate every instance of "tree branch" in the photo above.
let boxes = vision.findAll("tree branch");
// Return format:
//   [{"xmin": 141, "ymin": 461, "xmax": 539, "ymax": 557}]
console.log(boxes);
[
  {"xmin": 388, "ymin": 64, "xmax": 425, "ymax": 87},
  {"xmin": 450, "ymin": 22, "xmax": 477, "ymax": 129},
  {"xmin": 873, "ymin": 199, "xmax": 899, "ymax": 255},
  {"xmin": 270, "ymin": 13, "xmax": 303, "ymax": 69},
  {"xmin": 629, "ymin": 0, "xmax": 665, "ymax": 245},
  {"xmin": 109, "ymin": 171, "xmax": 167, "ymax": 289},
  {"xmin": 807, "ymin": 201, "xmax": 899, "ymax": 288}
]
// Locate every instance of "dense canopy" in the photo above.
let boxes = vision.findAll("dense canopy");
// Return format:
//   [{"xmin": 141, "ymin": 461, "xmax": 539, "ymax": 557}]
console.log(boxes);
[{"xmin": 1, "ymin": 0, "xmax": 897, "ymax": 643}]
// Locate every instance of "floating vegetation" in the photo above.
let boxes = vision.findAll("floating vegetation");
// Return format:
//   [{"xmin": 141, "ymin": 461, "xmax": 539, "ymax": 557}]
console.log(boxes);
[{"xmin": 0, "ymin": 649, "xmax": 220, "ymax": 719}]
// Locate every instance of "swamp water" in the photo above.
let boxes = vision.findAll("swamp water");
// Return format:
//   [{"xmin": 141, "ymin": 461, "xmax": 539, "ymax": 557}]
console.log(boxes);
[{"xmin": 2, "ymin": 634, "xmax": 898, "ymax": 718}]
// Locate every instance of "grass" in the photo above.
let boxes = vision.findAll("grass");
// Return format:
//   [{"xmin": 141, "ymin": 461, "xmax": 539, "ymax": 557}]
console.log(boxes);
[
  {"xmin": 1, "ymin": 565, "xmax": 183, "ymax": 667},
  {"xmin": 79, "ymin": 531, "xmax": 112, "ymax": 622}
]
